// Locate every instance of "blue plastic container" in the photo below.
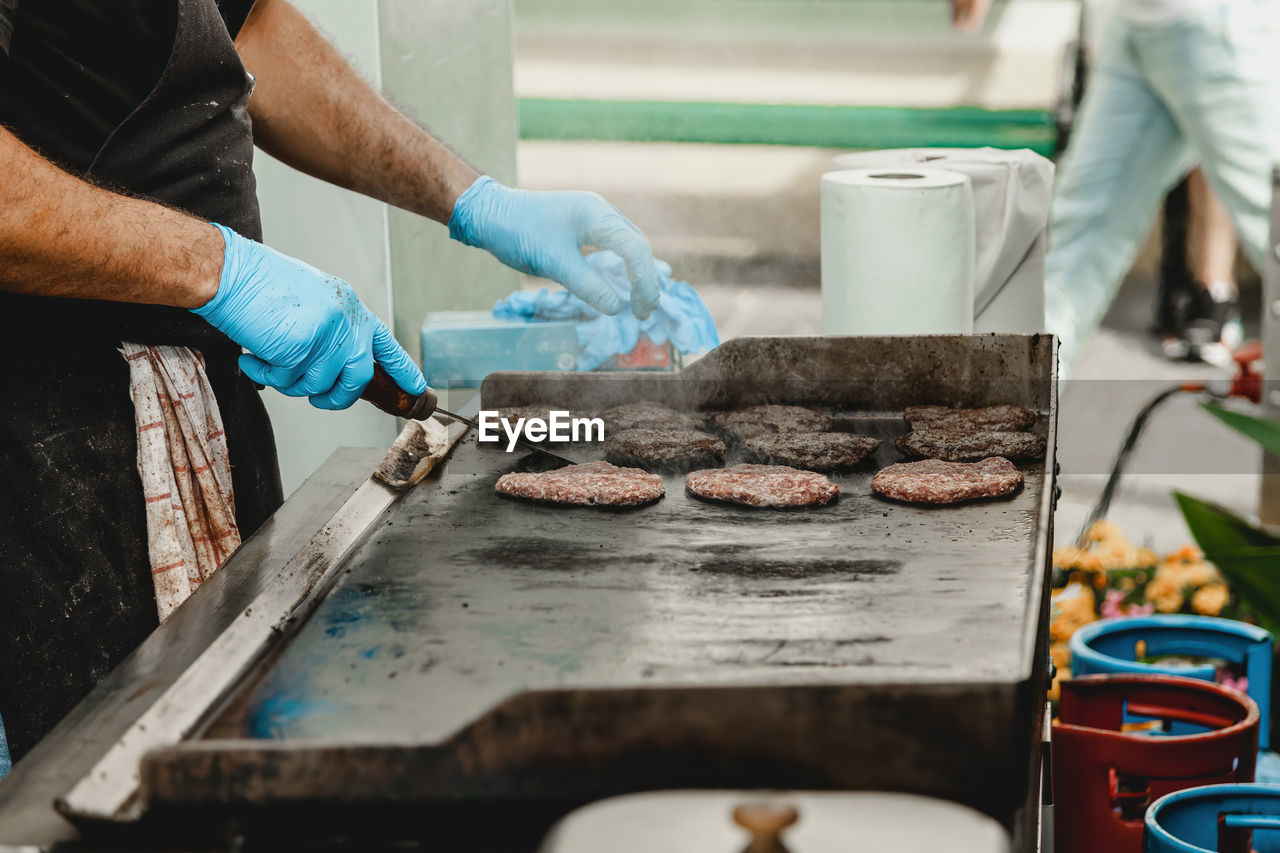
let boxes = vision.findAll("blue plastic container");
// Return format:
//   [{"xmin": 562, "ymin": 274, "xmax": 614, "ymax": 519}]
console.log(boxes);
[
  {"xmin": 1146, "ymin": 783, "xmax": 1280, "ymax": 853},
  {"xmin": 421, "ymin": 311, "xmax": 582, "ymax": 389}
]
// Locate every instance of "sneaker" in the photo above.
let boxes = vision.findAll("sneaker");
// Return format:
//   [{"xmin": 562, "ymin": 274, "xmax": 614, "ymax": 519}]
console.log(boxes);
[{"xmin": 1165, "ymin": 281, "xmax": 1243, "ymax": 367}]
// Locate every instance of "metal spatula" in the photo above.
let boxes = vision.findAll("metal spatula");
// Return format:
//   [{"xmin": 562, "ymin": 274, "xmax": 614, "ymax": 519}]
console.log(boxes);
[{"xmin": 361, "ymin": 364, "xmax": 578, "ymax": 470}]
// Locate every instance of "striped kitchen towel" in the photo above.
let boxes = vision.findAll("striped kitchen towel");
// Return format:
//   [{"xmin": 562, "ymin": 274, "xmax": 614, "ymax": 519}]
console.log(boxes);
[{"xmin": 120, "ymin": 344, "xmax": 241, "ymax": 622}]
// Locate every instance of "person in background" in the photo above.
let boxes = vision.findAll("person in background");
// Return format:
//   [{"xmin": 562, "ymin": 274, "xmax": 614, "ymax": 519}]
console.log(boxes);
[
  {"xmin": 1044, "ymin": 0, "xmax": 1279, "ymax": 374},
  {"xmin": 0, "ymin": 0, "xmax": 658, "ymax": 767},
  {"xmin": 1156, "ymin": 168, "xmax": 1244, "ymax": 365},
  {"xmin": 950, "ymin": 0, "xmax": 995, "ymax": 30}
]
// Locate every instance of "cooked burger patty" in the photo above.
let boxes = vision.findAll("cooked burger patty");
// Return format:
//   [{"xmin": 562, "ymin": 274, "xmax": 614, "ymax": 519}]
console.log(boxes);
[
  {"xmin": 895, "ymin": 428, "xmax": 1046, "ymax": 462},
  {"xmin": 604, "ymin": 428, "xmax": 726, "ymax": 471},
  {"xmin": 496, "ymin": 461, "xmax": 664, "ymax": 507},
  {"xmin": 598, "ymin": 401, "xmax": 706, "ymax": 432},
  {"xmin": 743, "ymin": 432, "xmax": 880, "ymax": 472},
  {"xmin": 685, "ymin": 463, "xmax": 839, "ymax": 508},
  {"xmin": 711, "ymin": 405, "xmax": 834, "ymax": 441},
  {"xmin": 904, "ymin": 404, "xmax": 1037, "ymax": 432},
  {"xmin": 871, "ymin": 457, "xmax": 1023, "ymax": 504}
]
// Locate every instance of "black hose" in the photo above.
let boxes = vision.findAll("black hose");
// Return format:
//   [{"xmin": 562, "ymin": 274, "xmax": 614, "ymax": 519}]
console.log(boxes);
[{"xmin": 1075, "ymin": 384, "xmax": 1195, "ymax": 547}]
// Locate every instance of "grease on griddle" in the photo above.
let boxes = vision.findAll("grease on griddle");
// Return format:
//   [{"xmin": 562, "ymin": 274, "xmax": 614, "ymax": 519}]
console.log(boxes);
[
  {"xmin": 691, "ymin": 557, "xmax": 901, "ymax": 580},
  {"xmin": 463, "ymin": 537, "xmax": 659, "ymax": 571}
]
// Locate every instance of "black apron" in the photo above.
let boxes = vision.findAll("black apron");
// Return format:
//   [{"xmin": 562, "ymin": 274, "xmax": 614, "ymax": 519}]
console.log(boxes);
[{"xmin": 0, "ymin": 0, "xmax": 282, "ymax": 760}]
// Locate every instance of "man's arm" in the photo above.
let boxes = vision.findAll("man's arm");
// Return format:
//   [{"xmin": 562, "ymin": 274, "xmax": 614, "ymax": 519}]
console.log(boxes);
[
  {"xmin": 235, "ymin": 0, "xmax": 662, "ymax": 320},
  {"xmin": 0, "ymin": 126, "xmax": 221, "ymax": 307},
  {"xmin": 234, "ymin": 0, "xmax": 476, "ymax": 225},
  {"xmin": 0, "ymin": 126, "xmax": 425, "ymax": 409}
]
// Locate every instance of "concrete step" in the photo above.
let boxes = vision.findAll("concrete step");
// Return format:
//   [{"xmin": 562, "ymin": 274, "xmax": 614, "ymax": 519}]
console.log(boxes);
[{"xmin": 515, "ymin": 0, "xmax": 1080, "ymax": 111}]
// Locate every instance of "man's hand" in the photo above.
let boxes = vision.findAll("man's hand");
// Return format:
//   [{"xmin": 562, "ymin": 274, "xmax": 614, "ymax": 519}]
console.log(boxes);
[
  {"xmin": 448, "ymin": 177, "xmax": 661, "ymax": 320},
  {"xmin": 195, "ymin": 224, "xmax": 426, "ymax": 410},
  {"xmin": 235, "ymin": 6, "xmax": 661, "ymax": 320}
]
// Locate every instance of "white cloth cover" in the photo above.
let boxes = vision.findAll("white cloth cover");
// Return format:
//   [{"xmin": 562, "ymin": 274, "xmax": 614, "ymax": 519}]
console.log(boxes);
[
  {"xmin": 120, "ymin": 344, "xmax": 241, "ymax": 622},
  {"xmin": 831, "ymin": 147, "xmax": 1055, "ymax": 334}
]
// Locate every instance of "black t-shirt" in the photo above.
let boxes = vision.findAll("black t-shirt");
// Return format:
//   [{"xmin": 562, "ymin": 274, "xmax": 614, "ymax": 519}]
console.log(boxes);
[{"xmin": 0, "ymin": 0, "xmax": 255, "ymax": 174}]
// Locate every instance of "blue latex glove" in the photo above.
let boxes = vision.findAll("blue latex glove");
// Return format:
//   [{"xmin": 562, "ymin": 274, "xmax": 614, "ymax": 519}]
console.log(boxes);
[
  {"xmin": 493, "ymin": 251, "xmax": 720, "ymax": 371},
  {"xmin": 449, "ymin": 176, "xmax": 661, "ymax": 321},
  {"xmin": 195, "ymin": 224, "xmax": 426, "ymax": 410}
]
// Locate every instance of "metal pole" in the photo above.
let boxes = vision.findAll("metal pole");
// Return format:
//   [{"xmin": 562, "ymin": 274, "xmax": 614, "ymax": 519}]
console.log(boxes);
[{"xmin": 1261, "ymin": 167, "xmax": 1280, "ymax": 525}]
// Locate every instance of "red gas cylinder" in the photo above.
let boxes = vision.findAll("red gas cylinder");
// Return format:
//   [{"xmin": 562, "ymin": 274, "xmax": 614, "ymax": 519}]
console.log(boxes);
[{"xmin": 1052, "ymin": 674, "xmax": 1259, "ymax": 853}]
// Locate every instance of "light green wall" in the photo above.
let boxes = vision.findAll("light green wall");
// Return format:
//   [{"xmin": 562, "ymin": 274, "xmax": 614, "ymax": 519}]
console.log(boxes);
[
  {"xmin": 255, "ymin": 0, "xmax": 518, "ymax": 494},
  {"xmin": 379, "ymin": 0, "xmax": 521, "ymax": 353}
]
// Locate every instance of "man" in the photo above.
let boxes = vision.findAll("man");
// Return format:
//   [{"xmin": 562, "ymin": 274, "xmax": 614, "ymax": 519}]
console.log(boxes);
[
  {"xmin": 1045, "ymin": 0, "xmax": 1280, "ymax": 374},
  {"xmin": 0, "ymin": 0, "xmax": 659, "ymax": 762}
]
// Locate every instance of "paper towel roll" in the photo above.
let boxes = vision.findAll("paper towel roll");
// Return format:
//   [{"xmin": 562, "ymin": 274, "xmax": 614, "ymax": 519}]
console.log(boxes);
[{"xmin": 821, "ymin": 168, "xmax": 976, "ymax": 335}]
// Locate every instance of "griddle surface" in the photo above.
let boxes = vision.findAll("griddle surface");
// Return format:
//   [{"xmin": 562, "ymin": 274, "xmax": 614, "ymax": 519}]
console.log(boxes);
[{"xmin": 236, "ymin": 417, "xmax": 1044, "ymax": 742}]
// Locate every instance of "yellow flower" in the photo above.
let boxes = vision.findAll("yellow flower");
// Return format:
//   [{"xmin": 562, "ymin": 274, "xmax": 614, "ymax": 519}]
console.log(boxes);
[
  {"xmin": 1087, "ymin": 519, "xmax": 1124, "ymax": 544},
  {"xmin": 1053, "ymin": 546, "xmax": 1087, "ymax": 569},
  {"xmin": 1192, "ymin": 584, "xmax": 1230, "ymax": 617},
  {"xmin": 1050, "ymin": 584, "xmax": 1097, "ymax": 643},
  {"xmin": 1152, "ymin": 553, "xmax": 1219, "ymax": 591},
  {"xmin": 1145, "ymin": 576, "xmax": 1185, "ymax": 613}
]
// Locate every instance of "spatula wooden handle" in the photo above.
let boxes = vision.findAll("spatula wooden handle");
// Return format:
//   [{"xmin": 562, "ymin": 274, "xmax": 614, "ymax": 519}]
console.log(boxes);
[{"xmin": 362, "ymin": 363, "xmax": 439, "ymax": 420}]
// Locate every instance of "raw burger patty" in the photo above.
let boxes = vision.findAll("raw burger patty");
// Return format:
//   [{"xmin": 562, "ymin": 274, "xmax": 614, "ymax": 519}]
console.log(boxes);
[
  {"xmin": 496, "ymin": 461, "xmax": 664, "ymax": 507},
  {"xmin": 711, "ymin": 405, "xmax": 834, "ymax": 441},
  {"xmin": 871, "ymin": 457, "xmax": 1023, "ymax": 504},
  {"xmin": 604, "ymin": 428, "xmax": 726, "ymax": 471},
  {"xmin": 895, "ymin": 428, "xmax": 1046, "ymax": 462},
  {"xmin": 744, "ymin": 432, "xmax": 880, "ymax": 472},
  {"xmin": 598, "ymin": 401, "xmax": 705, "ymax": 432},
  {"xmin": 904, "ymin": 404, "xmax": 1037, "ymax": 432},
  {"xmin": 685, "ymin": 463, "xmax": 839, "ymax": 508}
]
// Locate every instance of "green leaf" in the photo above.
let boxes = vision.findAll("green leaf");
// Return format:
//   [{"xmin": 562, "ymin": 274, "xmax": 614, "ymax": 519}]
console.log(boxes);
[
  {"xmin": 1201, "ymin": 401, "xmax": 1280, "ymax": 459},
  {"xmin": 1175, "ymin": 492, "xmax": 1280, "ymax": 632},
  {"xmin": 1175, "ymin": 492, "xmax": 1280, "ymax": 550}
]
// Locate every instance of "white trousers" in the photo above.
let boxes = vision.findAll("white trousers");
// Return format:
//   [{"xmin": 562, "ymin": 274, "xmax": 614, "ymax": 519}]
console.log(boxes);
[{"xmin": 1046, "ymin": 0, "xmax": 1280, "ymax": 373}]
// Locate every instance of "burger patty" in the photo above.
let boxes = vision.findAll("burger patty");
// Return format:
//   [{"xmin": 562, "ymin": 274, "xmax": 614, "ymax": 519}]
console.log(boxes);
[
  {"xmin": 904, "ymin": 404, "xmax": 1038, "ymax": 432},
  {"xmin": 743, "ymin": 432, "xmax": 881, "ymax": 472},
  {"xmin": 871, "ymin": 457, "xmax": 1023, "ymax": 504},
  {"xmin": 495, "ymin": 461, "xmax": 664, "ymax": 507},
  {"xmin": 597, "ymin": 401, "xmax": 706, "ymax": 432},
  {"xmin": 685, "ymin": 463, "xmax": 839, "ymax": 508},
  {"xmin": 711, "ymin": 405, "xmax": 834, "ymax": 441},
  {"xmin": 604, "ymin": 428, "xmax": 726, "ymax": 471},
  {"xmin": 894, "ymin": 427, "xmax": 1046, "ymax": 462}
]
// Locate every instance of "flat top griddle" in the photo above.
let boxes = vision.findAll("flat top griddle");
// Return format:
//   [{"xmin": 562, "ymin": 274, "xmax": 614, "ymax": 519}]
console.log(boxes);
[
  {"xmin": 0, "ymin": 336, "xmax": 1056, "ymax": 851},
  {"xmin": 233, "ymin": 421, "xmax": 1045, "ymax": 742},
  {"xmin": 142, "ymin": 336, "xmax": 1057, "ymax": 848}
]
